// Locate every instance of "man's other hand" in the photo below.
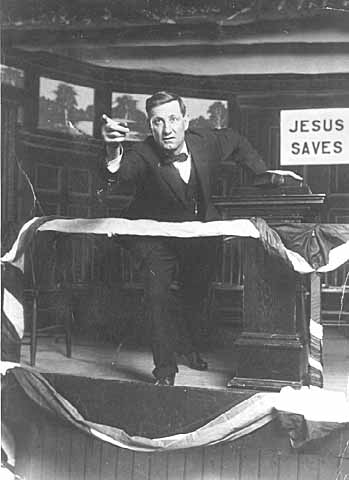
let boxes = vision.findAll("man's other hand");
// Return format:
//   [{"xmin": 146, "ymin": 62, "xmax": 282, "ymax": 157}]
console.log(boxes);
[{"xmin": 267, "ymin": 170, "xmax": 303, "ymax": 181}]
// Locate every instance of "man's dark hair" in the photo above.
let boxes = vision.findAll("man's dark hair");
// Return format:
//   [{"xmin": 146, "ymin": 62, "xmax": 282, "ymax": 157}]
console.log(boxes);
[{"xmin": 146, "ymin": 91, "xmax": 186, "ymax": 118}]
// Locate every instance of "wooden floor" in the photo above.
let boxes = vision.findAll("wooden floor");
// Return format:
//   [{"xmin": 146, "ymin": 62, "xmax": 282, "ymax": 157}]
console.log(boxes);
[{"xmin": 20, "ymin": 327, "xmax": 349, "ymax": 393}]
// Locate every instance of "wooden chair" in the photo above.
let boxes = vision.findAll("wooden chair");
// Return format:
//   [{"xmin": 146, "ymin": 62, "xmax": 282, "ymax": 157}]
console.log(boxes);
[
  {"xmin": 23, "ymin": 233, "xmax": 73, "ymax": 366},
  {"xmin": 321, "ymin": 285, "xmax": 349, "ymax": 337}
]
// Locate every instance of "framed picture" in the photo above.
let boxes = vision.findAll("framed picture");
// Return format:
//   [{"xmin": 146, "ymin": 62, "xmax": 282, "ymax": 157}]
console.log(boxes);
[
  {"xmin": 111, "ymin": 92, "xmax": 149, "ymax": 141},
  {"xmin": 38, "ymin": 77, "xmax": 95, "ymax": 136},
  {"xmin": 0, "ymin": 64, "xmax": 25, "ymax": 88},
  {"xmin": 185, "ymin": 97, "xmax": 228, "ymax": 130}
]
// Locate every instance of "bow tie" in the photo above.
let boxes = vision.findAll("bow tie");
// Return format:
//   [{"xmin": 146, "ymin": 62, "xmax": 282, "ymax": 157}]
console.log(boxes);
[{"xmin": 162, "ymin": 152, "xmax": 188, "ymax": 165}]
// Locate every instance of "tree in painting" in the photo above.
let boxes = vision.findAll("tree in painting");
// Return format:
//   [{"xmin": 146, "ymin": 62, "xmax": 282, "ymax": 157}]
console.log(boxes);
[
  {"xmin": 39, "ymin": 79, "xmax": 94, "ymax": 135},
  {"xmin": 207, "ymin": 101, "xmax": 228, "ymax": 129},
  {"xmin": 189, "ymin": 101, "xmax": 227, "ymax": 130},
  {"xmin": 54, "ymin": 83, "xmax": 78, "ymax": 126},
  {"xmin": 112, "ymin": 95, "xmax": 148, "ymax": 139}
]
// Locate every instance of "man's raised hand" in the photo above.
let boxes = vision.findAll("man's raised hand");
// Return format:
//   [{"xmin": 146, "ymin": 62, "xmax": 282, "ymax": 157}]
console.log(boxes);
[
  {"xmin": 101, "ymin": 114, "xmax": 130, "ymax": 144},
  {"xmin": 101, "ymin": 114, "xmax": 130, "ymax": 167}
]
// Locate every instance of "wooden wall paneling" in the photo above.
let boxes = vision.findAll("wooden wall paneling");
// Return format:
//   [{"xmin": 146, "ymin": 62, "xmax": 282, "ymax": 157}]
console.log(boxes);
[
  {"xmin": 23, "ymin": 66, "xmax": 39, "ymax": 130},
  {"xmin": 68, "ymin": 167, "xmax": 92, "ymax": 199},
  {"xmin": 202, "ymin": 445, "xmax": 225, "ymax": 480},
  {"xmin": 236, "ymin": 104, "xmax": 280, "ymax": 189},
  {"xmin": 55, "ymin": 426, "xmax": 72, "ymax": 480},
  {"xmin": 1, "ymin": 99, "xmax": 18, "ymax": 225},
  {"xmin": 239, "ymin": 107, "xmax": 261, "ymax": 154},
  {"xmin": 258, "ymin": 449, "xmax": 281, "ymax": 480},
  {"xmin": 239, "ymin": 448, "xmax": 260, "ymax": 479},
  {"xmin": 267, "ymin": 109, "xmax": 281, "ymax": 169},
  {"xmin": 183, "ymin": 447, "xmax": 205, "ymax": 480},
  {"xmin": 335, "ymin": 164, "xmax": 349, "ymax": 195},
  {"xmin": 307, "ymin": 165, "xmax": 332, "ymax": 196},
  {"xmin": 69, "ymin": 428, "xmax": 88, "ymax": 480},
  {"xmin": 16, "ymin": 131, "xmax": 106, "ymax": 289},
  {"xmin": 60, "ymin": 158, "xmax": 69, "ymax": 217},
  {"xmin": 116, "ymin": 448, "xmax": 134, "ymax": 480},
  {"xmin": 27, "ymin": 421, "xmax": 44, "ymax": 480},
  {"xmin": 1, "ymin": 87, "xmax": 26, "ymax": 238},
  {"xmin": 149, "ymin": 452, "xmax": 168, "ymax": 479},
  {"xmin": 85, "ymin": 437, "xmax": 103, "ymax": 480},
  {"xmin": 228, "ymin": 95, "xmax": 241, "ymax": 132},
  {"xmin": 255, "ymin": 109, "xmax": 274, "ymax": 163},
  {"xmin": 167, "ymin": 450, "xmax": 186, "ymax": 480},
  {"xmin": 238, "ymin": 107, "xmax": 249, "ymax": 140},
  {"xmin": 297, "ymin": 454, "xmax": 321, "ymax": 480},
  {"xmin": 237, "ymin": 99, "xmax": 280, "ymax": 168},
  {"xmin": 40, "ymin": 421, "xmax": 57, "ymax": 480},
  {"xmin": 100, "ymin": 441, "xmax": 119, "ymax": 479},
  {"xmin": 221, "ymin": 445, "xmax": 241, "ymax": 480},
  {"xmin": 325, "ymin": 161, "xmax": 349, "ymax": 287},
  {"xmin": 318, "ymin": 453, "xmax": 341, "ymax": 480},
  {"xmin": 35, "ymin": 163, "xmax": 62, "ymax": 205},
  {"xmin": 269, "ymin": 125, "xmax": 280, "ymax": 171},
  {"xmin": 10, "ymin": 410, "xmax": 349, "ymax": 480},
  {"xmin": 277, "ymin": 453, "xmax": 298, "ymax": 480},
  {"xmin": 132, "ymin": 451, "xmax": 151, "ymax": 480}
]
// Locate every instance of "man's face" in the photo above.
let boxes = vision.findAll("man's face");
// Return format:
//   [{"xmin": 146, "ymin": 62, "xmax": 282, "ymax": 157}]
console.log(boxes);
[{"xmin": 148, "ymin": 100, "xmax": 189, "ymax": 154}]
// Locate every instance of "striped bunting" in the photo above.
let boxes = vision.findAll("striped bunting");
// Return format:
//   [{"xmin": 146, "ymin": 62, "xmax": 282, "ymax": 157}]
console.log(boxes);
[
  {"xmin": 2, "ymin": 216, "xmax": 349, "ymax": 273},
  {"xmin": 1, "ymin": 216, "xmax": 349, "ymax": 384},
  {"xmin": 2, "ymin": 365, "xmax": 348, "ymax": 451}
]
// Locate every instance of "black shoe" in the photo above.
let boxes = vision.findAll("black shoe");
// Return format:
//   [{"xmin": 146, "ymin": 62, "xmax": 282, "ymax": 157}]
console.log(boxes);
[
  {"xmin": 182, "ymin": 352, "xmax": 208, "ymax": 371},
  {"xmin": 154, "ymin": 374, "xmax": 175, "ymax": 386}
]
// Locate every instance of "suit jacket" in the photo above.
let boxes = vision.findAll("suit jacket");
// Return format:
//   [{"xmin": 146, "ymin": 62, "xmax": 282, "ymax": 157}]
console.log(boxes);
[{"xmin": 102, "ymin": 127, "xmax": 267, "ymax": 222}]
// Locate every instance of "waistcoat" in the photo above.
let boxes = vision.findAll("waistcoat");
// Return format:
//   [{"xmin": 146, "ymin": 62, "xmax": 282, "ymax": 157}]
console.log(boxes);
[{"xmin": 178, "ymin": 162, "xmax": 203, "ymax": 221}]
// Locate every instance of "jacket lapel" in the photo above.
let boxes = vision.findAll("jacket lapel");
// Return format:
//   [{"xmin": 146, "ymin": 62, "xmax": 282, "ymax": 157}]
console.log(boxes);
[
  {"xmin": 158, "ymin": 164, "xmax": 187, "ymax": 205},
  {"xmin": 186, "ymin": 132, "xmax": 210, "ymax": 206},
  {"xmin": 143, "ymin": 138, "xmax": 187, "ymax": 205}
]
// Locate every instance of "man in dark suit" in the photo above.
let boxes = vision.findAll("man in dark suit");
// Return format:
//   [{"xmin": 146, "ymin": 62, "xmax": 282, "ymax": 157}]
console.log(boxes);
[{"xmin": 101, "ymin": 91, "xmax": 289, "ymax": 386}]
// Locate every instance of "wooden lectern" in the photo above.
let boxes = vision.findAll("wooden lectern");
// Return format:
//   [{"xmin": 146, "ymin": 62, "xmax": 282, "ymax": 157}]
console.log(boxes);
[{"xmin": 213, "ymin": 184, "xmax": 326, "ymax": 391}]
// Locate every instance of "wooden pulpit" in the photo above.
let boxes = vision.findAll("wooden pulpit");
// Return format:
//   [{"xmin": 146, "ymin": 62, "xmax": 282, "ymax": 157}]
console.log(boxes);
[{"xmin": 213, "ymin": 184, "xmax": 326, "ymax": 391}]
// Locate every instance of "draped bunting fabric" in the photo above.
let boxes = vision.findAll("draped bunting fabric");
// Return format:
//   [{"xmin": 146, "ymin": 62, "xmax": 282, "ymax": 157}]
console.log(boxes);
[
  {"xmin": 2, "ymin": 215, "xmax": 349, "ymax": 273},
  {"xmin": 270, "ymin": 222, "xmax": 349, "ymax": 271},
  {"xmin": 1, "ymin": 363, "xmax": 349, "ymax": 451},
  {"xmin": 1, "ymin": 216, "xmax": 349, "ymax": 451},
  {"xmin": 1, "ymin": 216, "xmax": 349, "ymax": 378},
  {"xmin": 252, "ymin": 217, "xmax": 349, "ymax": 273},
  {"xmin": 2, "ymin": 216, "xmax": 349, "ymax": 273}
]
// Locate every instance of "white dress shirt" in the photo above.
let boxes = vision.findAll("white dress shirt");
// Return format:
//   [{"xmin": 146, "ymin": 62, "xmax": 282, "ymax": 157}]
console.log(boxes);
[{"xmin": 172, "ymin": 143, "xmax": 191, "ymax": 184}]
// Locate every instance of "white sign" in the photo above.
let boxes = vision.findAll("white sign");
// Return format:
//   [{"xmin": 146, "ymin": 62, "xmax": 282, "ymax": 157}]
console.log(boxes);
[{"xmin": 280, "ymin": 108, "xmax": 349, "ymax": 165}]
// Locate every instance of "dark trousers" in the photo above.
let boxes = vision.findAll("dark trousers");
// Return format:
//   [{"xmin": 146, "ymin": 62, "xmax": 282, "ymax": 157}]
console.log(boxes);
[{"xmin": 120, "ymin": 236, "xmax": 218, "ymax": 379}]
